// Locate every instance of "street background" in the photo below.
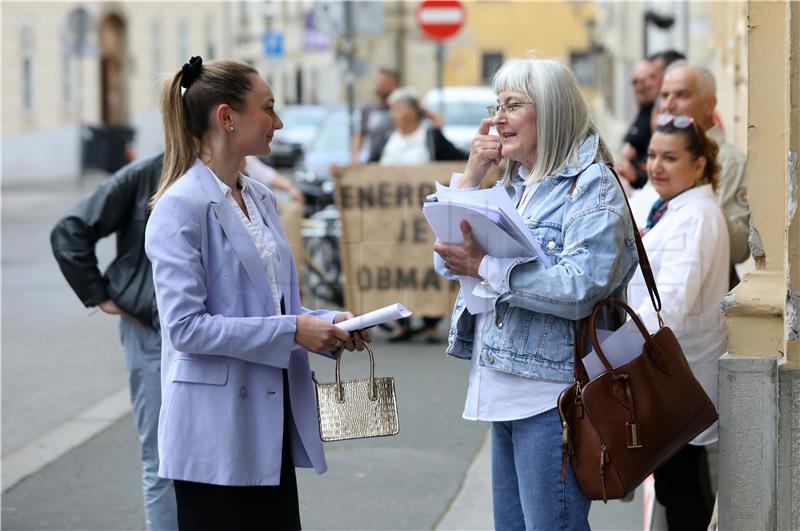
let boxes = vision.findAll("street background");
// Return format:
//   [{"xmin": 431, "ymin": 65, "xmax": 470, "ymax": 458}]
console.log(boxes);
[{"xmin": 2, "ymin": 1, "xmax": 752, "ymax": 529}]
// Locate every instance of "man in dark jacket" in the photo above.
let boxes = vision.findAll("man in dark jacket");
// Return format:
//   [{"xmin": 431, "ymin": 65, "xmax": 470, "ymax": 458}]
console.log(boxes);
[
  {"xmin": 51, "ymin": 153, "xmax": 177, "ymax": 530},
  {"xmin": 616, "ymin": 60, "xmax": 660, "ymax": 189}
]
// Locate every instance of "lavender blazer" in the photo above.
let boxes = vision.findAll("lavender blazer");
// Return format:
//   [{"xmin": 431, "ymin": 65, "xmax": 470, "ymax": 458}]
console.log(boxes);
[{"xmin": 145, "ymin": 159, "xmax": 335, "ymax": 486}]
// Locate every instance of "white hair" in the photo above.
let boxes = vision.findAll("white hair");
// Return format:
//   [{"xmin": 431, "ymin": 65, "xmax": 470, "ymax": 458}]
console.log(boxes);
[
  {"xmin": 492, "ymin": 55, "xmax": 611, "ymax": 184},
  {"xmin": 387, "ymin": 86, "xmax": 420, "ymax": 106},
  {"xmin": 693, "ymin": 66, "xmax": 717, "ymax": 101},
  {"xmin": 664, "ymin": 62, "xmax": 716, "ymax": 101}
]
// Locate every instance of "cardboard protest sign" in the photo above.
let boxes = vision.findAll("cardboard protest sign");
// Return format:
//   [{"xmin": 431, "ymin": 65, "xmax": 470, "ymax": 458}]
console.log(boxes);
[
  {"xmin": 278, "ymin": 199, "xmax": 304, "ymax": 284},
  {"xmin": 335, "ymin": 163, "xmax": 467, "ymax": 317}
]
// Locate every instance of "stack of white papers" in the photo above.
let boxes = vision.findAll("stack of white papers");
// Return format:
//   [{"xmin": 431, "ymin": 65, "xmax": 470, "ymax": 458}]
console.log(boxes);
[{"xmin": 423, "ymin": 182, "xmax": 549, "ymax": 313}]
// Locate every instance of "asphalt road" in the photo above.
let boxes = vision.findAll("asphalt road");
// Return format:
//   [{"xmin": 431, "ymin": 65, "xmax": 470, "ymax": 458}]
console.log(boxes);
[
  {"xmin": 2, "ymin": 332, "xmax": 488, "ymax": 531},
  {"xmin": 1, "ymin": 177, "xmax": 487, "ymax": 530}
]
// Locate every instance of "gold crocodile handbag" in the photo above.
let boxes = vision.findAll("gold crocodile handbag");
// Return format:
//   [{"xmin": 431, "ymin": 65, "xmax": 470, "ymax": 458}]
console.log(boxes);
[{"xmin": 313, "ymin": 343, "xmax": 399, "ymax": 442}]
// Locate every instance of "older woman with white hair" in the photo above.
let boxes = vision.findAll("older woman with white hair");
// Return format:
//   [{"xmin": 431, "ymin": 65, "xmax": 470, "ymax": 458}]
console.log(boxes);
[
  {"xmin": 433, "ymin": 56, "xmax": 639, "ymax": 529},
  {"xmin": 376, "ymin": 86, "xmax": 466, "ymax": 343},
  {"xmin": 372, "ymin": 86, "xmax": 466, "ymax": 165}
]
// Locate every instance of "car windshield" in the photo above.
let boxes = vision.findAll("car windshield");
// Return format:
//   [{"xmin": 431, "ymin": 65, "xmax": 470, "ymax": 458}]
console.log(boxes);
[
  {"xmin": 439, "ymin": 102, "xmax": 490, "ymax": 126},
  {"xmin": 313, "ymin": 119, "xmax": 349, "ymax": 151},
  {"xmin": 279, "ymin": 107, "xmax": 326, "ymax": 129}
]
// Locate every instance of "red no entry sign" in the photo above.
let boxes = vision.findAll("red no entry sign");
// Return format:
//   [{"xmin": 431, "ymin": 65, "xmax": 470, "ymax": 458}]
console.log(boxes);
[{"xmin": 415, "ymin": 0, "xmax": 466, "ymax": 41}]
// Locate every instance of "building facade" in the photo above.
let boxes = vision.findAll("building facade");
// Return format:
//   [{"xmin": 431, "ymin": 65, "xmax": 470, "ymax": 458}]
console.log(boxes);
[
  {"xmin": 1, "ymin": 2, "xmax": 231, "ymax": 184},
  {"xmin": 1, "ymin": 1, "xmax": 598, "ymax": 185}
]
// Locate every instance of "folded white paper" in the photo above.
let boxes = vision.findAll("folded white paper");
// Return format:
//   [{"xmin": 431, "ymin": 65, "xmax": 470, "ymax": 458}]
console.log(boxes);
[
  {"xmin": 335, "ymin": 303, "xmax": 413, "ymax": 332},
  {"xmin": 582, "ymin": 319, "xmax": 646, "ymax": 380},
  {"xmin": 424, "ymin": 182, "xmax": 549, "ymax": 314}
]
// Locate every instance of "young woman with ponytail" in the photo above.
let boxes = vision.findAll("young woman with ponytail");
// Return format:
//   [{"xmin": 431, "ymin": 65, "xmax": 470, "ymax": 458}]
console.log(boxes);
[{"xmin": 145, "ymin": 57, "xmax": 368, "ymax": 530}]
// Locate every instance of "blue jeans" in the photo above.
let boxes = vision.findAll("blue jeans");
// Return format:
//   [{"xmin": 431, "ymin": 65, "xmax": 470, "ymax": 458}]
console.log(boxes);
[
  {"xmin": 491, "ymin": 408, "xmax": 590, "ymax": 531},
  {"xmin": 120, "ymin": 316, "xmax": 178, "ymax": 531}
]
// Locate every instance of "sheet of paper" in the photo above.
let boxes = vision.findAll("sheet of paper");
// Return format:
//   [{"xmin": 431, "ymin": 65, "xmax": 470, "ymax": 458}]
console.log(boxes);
[
  {"xmin": 335, "ymin": 303, "xmax": 412, "ymax": 332},
  {"xmin": 581, "ymin": 319, "xmax": 646, "ymax": 380},
  {"xmin": 432, "ymin": 182, "xmax": 548, "ymax": 263},
  {"xmin": 424, "ymin": 202, "xmax": 528, "ymax": 314},
  {"xmin": 423, "ymin": 203, "xmax": 530, "ymax": 257},
  {"xmin": 427, "ymin": 182, "xmax": 550, "ymax": 314}
]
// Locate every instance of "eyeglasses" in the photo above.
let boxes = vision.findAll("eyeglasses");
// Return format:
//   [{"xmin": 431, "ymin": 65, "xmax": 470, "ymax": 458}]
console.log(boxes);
[
  {"xmin": 486, "ymin": 101, "xmax": 534, "ymax": 117},
  {"xmin": 655, "ymin": 114, "xmax": 694, "ymax": 128}
]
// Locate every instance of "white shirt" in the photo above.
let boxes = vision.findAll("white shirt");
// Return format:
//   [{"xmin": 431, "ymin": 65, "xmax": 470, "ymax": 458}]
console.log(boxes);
[
  {"xmin": 451, "ymin": 170, "xmax": 568, "ymax": 422},
  {"xmin": 211, "ymin": 171, "xmax": 284, "ymax": 314},
  {"xmin": 626, "ymin": 184, "xmax": 729, "ymax": 445},
  {"xmin": 379, "ymin": 124, "xmax": 431, "ymax": 166}
]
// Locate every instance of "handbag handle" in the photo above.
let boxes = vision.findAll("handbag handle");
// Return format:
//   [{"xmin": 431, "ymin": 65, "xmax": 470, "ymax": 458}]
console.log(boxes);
[
  {"xmin": 334, "ymin": 342, "xmax": 376, "ymax": 403},
  {"xmin": 584, "ymin": 298, "xmax": 671, "ymax": 378}
]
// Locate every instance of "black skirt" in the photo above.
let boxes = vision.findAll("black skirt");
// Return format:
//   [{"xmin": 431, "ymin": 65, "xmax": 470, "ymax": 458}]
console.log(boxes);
[{"xmin": 173, "ymin": 370, "xmax": 301, "ymax": 531}]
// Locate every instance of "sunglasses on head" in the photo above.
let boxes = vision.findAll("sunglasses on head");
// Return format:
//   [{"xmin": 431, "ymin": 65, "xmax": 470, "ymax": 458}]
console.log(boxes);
[{"xmin": 655, "ymin": 114, "xmax": 695, "ymax": 128}]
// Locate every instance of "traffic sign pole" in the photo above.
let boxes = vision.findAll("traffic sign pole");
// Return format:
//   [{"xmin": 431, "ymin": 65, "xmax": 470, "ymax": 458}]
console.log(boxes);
[{"xmin": 415, "ymin": 1, "xmax": 466, "ymax": 113}]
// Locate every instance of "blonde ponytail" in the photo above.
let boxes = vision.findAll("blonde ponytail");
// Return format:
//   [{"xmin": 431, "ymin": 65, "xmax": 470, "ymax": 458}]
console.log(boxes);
[
  {"xmin": 150, "ymin": 72, "xmax": 198, "ymax": 207},
  {"xmin": 149, "ymin": 58, "xmax": 258, "ymax": 208}
]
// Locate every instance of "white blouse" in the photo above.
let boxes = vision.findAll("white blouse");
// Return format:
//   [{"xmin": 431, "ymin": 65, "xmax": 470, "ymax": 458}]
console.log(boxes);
[
  {"xmin": 451, "ymin": 170, "xmax": 568, "ymax": 422},
  {"xmin": 212, "ymin": 171, "xmax": 284, "ymax": 314},
  {"xmin": 379, "ymin": 124, "xmax": 431, "ymax": 166},
  {"xmin": 627, "ymin": 184, "xmax": 729, "ymax": 446}
]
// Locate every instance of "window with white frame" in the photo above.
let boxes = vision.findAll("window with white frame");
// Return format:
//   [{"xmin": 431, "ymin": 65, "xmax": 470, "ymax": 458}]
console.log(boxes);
[
  {"xmin": 21, "ymin": 20, "xmax": 36, "ymax": 117},
  {"xmin": 152, "ymin": 18, "xmax": 163, "ymax": 96},
  {"xmin": 205, "ymin": 14, "xmax": 215, "ymax": 60},
  {"xmin": 61, "ymin": 34, "xmax": 72, "ymax": 112},
  {"xmin": 177, "ymin": 18, "xmax": 188, "ymax": 65}
]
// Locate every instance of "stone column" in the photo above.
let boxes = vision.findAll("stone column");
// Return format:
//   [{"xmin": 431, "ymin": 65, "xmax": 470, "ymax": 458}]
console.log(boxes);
[{"xmin": 719, "ymin": 1, "xmax": 800, "ymax": 529}]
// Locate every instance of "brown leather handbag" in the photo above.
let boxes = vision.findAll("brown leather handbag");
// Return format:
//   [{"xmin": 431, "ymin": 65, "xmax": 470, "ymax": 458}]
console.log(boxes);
[{"xmin": 557, "ymin": 172, "xmax": 718, "ymax": 503}]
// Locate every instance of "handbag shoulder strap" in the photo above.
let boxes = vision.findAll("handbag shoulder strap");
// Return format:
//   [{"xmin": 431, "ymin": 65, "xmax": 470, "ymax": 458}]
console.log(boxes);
[
  {"xmin": 604, "ymin": 162, "xmax": 662, "ymax": 315},
  {"xmin": 571, "ymin": 162, "xmax": 664, "ymax": 382}
]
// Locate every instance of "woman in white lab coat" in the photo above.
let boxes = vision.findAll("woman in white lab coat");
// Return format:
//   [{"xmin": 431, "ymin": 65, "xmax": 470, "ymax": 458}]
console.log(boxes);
[{"xmin": 627, "ymin": 114, "xmax": 729, "ymax": 531}]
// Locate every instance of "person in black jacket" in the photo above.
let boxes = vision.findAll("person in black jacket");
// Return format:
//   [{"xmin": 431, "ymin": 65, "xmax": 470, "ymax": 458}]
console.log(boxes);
[{"xmin": 50, "ymin": 152, "xmax": 178, "ymax": 531}]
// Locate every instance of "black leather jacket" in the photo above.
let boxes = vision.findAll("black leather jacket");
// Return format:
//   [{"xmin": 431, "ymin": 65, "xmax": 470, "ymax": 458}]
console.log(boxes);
[{"xmin": 51, "ymin": 153, "xmax": 163, "ymax": 327}]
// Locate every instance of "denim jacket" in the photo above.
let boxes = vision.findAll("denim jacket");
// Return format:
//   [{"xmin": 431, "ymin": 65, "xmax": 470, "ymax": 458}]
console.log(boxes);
[{"xmin": 434, "ymin": 133, "xmax": 639, "ymax": 382}]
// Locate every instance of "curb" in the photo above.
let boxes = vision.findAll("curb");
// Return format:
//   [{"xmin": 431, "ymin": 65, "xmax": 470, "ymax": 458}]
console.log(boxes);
[
  {"xmin": 435, "ymin": 429, "xmax": 493, "ymax": 530},
  {"xmin": 2, "ymin": 387, "xmax": 132, "ymax": 492}
]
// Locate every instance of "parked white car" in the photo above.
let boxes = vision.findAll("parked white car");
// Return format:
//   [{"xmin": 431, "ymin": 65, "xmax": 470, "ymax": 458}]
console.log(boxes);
[{"xmin": 422, "ymin": 86, "xmax": 497, "ymax": 153}]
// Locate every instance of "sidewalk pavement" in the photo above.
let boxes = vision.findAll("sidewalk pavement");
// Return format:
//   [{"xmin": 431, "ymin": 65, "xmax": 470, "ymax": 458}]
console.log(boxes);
[
  {"xmin": 436, "ymin": 431, "xmax": 648, "ymax": 531},
  {"xmin": 2, "ymin": 340, "xmax": 648, "ymax": 531}
]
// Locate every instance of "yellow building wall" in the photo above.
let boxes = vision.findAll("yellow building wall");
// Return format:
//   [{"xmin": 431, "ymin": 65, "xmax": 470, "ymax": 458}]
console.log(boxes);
[{"xmin": 443, "ymin": 1, "xmax": 595, "ymax": 87}]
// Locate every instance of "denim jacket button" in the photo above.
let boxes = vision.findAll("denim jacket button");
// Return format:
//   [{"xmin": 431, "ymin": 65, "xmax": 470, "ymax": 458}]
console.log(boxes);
[
  {"xmin": 486, "ymin": 354, "xmax": 494, "ymax": 364},
  {"xmin": 547, "ymin": 240, "xmax": 556, "ymax": 251},
  {"xmin": 496, "ymin": 320, "xmax": 503, "ymax": 329}
]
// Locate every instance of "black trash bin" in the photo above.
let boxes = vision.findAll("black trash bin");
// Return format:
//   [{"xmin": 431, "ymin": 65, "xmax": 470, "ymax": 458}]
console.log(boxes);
[{"xmin": 82, "ymin": 124, "xmax": 136, "ymax": 173}]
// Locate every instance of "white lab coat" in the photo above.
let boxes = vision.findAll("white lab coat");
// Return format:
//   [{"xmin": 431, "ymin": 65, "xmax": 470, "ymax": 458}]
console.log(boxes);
[{"xmin": 627, "ymin": 184, "xmax": 729, "ymax": 445}]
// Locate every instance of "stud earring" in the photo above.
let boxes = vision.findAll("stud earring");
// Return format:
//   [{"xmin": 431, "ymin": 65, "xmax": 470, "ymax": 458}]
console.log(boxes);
[{"xmin": 229, "ymin": 125, "xmax": 235, "ymax": 131}]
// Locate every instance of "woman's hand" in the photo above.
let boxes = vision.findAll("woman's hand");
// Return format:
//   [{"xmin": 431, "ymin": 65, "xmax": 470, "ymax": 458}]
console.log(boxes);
[
  {"xmin": 296, "ymin": 315, "xmax": 353, "ymax": 353},
  {"xmin": 615, "ymin": 158, "xmax": 638, "ymax": 184},
  {"xmin": 333, "ymin": 312, "xmax": 371, "ymax": 351},
  {"xmin": 461, "ymin": 118, "xmax": 501, "ymax": 188},
  {"xmin": 433, "ymin": 220, "xmax": 487, "ymax": 278},
  {"xmin": 288, "ymin": 184, "xmax": 305, "ymax": 204},
  {"xmin": 98, "ymin": 299, "xmax": 124, "ymax": 315}
]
